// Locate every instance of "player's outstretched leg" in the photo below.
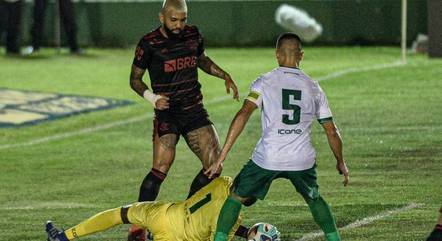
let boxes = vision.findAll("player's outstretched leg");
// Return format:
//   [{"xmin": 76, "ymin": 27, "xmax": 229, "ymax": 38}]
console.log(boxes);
[
  {"xmin": 306, "ymin": 196, "xmax": 341, "ymax": 241},
  {"xmin": 46, "ymin": 207, "xmax": 124, "ymax": 241}
]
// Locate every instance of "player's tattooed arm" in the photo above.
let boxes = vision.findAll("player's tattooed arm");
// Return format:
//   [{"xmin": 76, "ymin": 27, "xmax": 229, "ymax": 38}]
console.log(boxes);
[
  {"xmin": 198, "ymin": 52, "xmax": 239, "ymax": 100},
  {"xmin": 130, "ymin": 64, "xmax": 169, "ymax": 109},
  {"xmin": 205, "ymin": 100, "xmax": 257, "ymax": 178},
  {"xmin": 198, "ymin": 53, "xmax": 227, "ymax": 79},
  {"xmin": 129, "ymin": 65, "xmax": 149, "ymax": 97}
]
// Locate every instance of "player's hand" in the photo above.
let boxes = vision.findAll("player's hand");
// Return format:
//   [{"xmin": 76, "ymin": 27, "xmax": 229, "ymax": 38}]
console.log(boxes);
[
  {"xmin": 204, "ymin": 160, "xmax": 223, "ymax": 179},
  {"xmin": 225, "ymin": 75, "xmax": 239, "ymax": 101},
  {"xmin": 336, "ymin": 161, "xmax": 349, "ymax": 186},
  {"xmin": 155, "ymin": 96, "xmax": 169, "ymax": 110}
]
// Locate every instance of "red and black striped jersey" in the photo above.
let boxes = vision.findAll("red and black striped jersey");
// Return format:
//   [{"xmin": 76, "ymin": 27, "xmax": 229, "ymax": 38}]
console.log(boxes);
[{"xmin": 133, "ymin": 25, "xmax": 205, "ymax": 113}]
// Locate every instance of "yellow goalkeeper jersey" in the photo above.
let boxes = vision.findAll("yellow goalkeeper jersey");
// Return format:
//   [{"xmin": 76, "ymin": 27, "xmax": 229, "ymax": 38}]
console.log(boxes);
[{"xmin": 127, "ymin": 176, "xmax": 241, "ymax": 241}]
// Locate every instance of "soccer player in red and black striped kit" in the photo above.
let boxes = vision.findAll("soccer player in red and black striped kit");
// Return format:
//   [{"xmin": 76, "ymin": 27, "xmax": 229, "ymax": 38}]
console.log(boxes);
[{"xmin": 128, "ymin": 0, "xmax": 241, "ymax": 240}]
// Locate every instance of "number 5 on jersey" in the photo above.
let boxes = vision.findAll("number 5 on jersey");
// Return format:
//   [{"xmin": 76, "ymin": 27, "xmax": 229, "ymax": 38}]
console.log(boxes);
[{"xmin": 282, "ymin": 89, "xmax": 301, "ymax": 125}]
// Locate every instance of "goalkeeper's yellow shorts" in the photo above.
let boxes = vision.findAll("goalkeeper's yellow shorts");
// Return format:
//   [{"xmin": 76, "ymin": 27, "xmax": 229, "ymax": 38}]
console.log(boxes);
[{"xmin": 126, "ymin": 201, "xmax": 173, "ymax": 241}]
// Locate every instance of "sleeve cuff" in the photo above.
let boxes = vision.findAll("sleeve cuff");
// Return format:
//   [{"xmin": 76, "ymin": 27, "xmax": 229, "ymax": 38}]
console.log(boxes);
[{"xmin": 318, "ymin": 117, "xmax": 333, "ymax": 124}]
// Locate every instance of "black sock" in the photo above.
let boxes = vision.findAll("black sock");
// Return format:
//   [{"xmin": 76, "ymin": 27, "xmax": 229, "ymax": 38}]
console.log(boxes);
[
  {"xmin": 187, "ymin": 169, "xmax": 218, "ymax": 199},
  {"xmin": 138, "ymin": 169, "xmax": 167, "ymax": 202},
  {"xmin": 427, "ymin": 224, "xmax": 442, "ymax": 241},
  {"xmin": 234, "ymin": 225, "xmax": 249, "ymax": 238}
]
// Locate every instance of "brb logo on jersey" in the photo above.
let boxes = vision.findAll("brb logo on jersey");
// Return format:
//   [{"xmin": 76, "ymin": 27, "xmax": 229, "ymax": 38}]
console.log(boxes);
[{"xmin": 164, "ymin": 56, "xmax": 197, "ymax": 73}]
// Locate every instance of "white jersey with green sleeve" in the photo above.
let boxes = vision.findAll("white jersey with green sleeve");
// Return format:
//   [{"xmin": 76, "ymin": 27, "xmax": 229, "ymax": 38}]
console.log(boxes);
[{"xmin": 246, "ymin": 66, "xmax": 333, "ymax": 171}]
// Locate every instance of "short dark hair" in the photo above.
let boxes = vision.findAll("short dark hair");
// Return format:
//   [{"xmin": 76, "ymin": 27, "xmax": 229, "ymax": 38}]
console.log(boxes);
[{"xmin": 276, "ymin": 32, "xmax": 302, "ymax": 50}]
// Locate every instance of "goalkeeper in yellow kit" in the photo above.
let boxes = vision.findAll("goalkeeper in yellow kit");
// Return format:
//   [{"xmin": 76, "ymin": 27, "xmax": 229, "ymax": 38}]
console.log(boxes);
[{"xmin": 45, "ymin": 177, "xmax": 242, "ymax": 241}]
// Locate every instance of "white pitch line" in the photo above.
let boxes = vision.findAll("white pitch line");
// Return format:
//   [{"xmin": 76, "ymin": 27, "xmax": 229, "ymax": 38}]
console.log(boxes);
[
  {"xmin": 0, "ymin": 202, "xmax": 99, "ymax": 210},
  {"xmin": 345, "ymin": 125, "xmax": 442, "ymax": 132},
  {"xmin": 0, "ymin": 115, "xmax": 150, "ymax": 150},
  {"xmin": 294, "ymin": 203, "xmax": 423, "ymax": 241},
  {"xmin": 0, "ymin": 95, "xmax": 231, "ymax": 150},
  {"xmin": 316, "ymin": 61, "xmax": 405, "ymax": 82},
  {"xmin": 1, "ymin": 61, "xmax": 405, "ymax": 150}
]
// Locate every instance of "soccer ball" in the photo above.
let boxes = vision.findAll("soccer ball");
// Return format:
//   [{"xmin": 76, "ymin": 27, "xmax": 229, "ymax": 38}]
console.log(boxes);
[{"xmin": 247, "ymin": 223, "xmax": 281, "ymax": 241}]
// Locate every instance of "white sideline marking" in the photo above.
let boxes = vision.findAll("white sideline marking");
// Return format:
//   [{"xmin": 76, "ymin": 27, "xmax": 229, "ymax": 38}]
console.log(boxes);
[
  {"xmin": 316, "ymin": 61, "xmax": 405, "ymax": 82},
  {"xmin": 294, "ymin": 203, "xmax": 423, "ymax": 241},
  {"xmin": 0, "ymin": 202, "xmax": 99, "ymax": 210},
  {"xmin": 0, "ymin": 115, "xmax": 150, "ymax": 150},
  {"xmin": 0, "ymin": 96, "xmax": 231, "ymax": 150},
  {"xmin": 345, "ymin": 125, "xmax": 442, "ymax": 132},
  {"xmin": 0, "ymin": 61, "xmax": 405, "ymax": 150}
]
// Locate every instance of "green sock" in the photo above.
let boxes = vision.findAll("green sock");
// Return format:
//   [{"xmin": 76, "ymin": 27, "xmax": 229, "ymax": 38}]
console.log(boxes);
[
  {"xmin": 307, "ymin": 196, "xmax": 340, "ymax": 241},
  {"xmin": 214, "ymin": 196, "xmax": 242, "ymax": 241},
  {"xmin": 325, "ymin": 231, "xmax": 341, "ymax": 241},
  {"xmin": 214, "ymin": 232, "xmax": 228, "ymax": 241}
]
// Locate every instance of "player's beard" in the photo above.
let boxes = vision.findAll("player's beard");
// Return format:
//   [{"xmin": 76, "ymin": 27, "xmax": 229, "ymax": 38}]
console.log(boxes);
[{"xmin": 164, "ymin": 25, "xmax": 183, "ymax": 40}]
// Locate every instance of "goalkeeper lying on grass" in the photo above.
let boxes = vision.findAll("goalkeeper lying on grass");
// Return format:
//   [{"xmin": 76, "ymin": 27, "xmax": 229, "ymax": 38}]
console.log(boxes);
[{"xmin": 45, "ymin": 176, "xmax": 278, "ymax": 241}]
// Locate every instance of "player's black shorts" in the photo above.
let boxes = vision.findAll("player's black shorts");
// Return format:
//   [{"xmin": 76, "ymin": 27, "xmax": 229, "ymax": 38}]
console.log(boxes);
[{"xmin": 153, "ymin": 107, "xmax": 213, "ymax": 138}]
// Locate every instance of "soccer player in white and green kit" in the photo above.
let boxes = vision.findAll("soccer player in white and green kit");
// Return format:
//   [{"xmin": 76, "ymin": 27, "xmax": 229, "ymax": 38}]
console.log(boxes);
[{"xmin": 205, "ymin": 32, "xmax": 349, "ymax": 241}]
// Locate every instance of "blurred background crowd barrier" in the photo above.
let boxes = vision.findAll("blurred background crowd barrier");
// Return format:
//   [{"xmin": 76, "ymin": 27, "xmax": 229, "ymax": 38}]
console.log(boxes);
[{"xmin": 0, "ymin": 0, "xmax": 429, "ymax": 47}]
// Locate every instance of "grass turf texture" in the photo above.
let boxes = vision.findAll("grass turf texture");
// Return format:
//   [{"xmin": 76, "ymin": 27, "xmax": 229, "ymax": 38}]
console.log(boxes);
[{"xmin": 0, "ymin": 47, "xmax": 441, "ymax": 241}]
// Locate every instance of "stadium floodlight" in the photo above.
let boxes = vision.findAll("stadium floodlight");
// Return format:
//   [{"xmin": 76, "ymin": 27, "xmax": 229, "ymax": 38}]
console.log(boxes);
[{"xmin": 401, "ymin": 0, "xmax": 407, "ymax": 63}]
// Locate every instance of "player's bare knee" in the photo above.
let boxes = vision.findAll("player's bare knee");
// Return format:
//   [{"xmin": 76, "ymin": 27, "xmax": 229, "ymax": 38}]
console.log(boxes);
[
  {"xmin": 202, "ymin": 149, "xmax": 222, "ymax": 170},
  {"xmin": 152, "ymin": 161, "xmax": 173, "ymax": 174},
  {"xmin": 186, "ymin": 126, "xmax": 221, "ymax": 164},
  {"xmin": 203, "ymin": 132, "xmax": 221, "ymax": 162},
  {"xmin": 205, "ymin": 125, "xmax": 221, "ymax": 149}
]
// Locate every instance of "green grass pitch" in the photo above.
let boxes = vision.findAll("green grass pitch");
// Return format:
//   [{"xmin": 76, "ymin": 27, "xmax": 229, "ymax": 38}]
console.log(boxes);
[{"xmin": 0, "ymin": 47, "xmax": 441, "ymax": 241}]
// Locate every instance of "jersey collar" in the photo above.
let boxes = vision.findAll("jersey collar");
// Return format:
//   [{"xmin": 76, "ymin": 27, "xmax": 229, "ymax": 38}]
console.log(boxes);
[{"xmin": 277, "ymin": 66, "xmax": 301, "ymax": 73}]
